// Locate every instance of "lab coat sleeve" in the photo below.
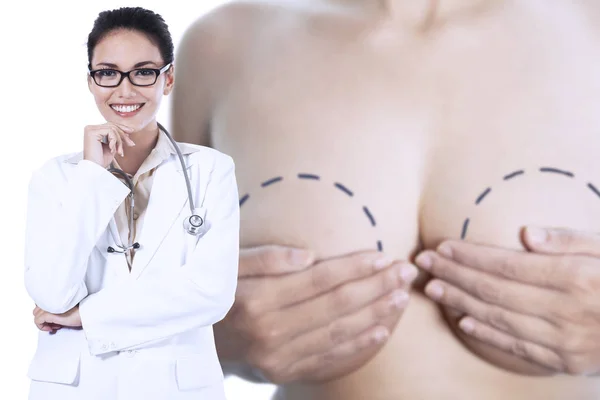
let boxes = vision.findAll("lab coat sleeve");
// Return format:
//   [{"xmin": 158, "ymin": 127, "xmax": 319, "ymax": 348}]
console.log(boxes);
[
  {"xmin": 24, "ymin": 159, "xmax": 130, "ymax": 314},
  {"xmin": 78, "ymin": 154, "xmax": 240, "ymax": 356}
]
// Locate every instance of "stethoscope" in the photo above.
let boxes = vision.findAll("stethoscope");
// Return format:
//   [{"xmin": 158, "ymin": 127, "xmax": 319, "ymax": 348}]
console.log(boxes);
[{"xmin": 105, "ymin": 122, "xmax": 205, "ymax": 254}]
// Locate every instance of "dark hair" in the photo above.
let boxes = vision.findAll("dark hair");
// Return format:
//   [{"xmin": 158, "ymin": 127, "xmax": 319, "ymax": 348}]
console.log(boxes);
[{"xmin": 87, "ymin": 7, "xmax": 174, "ymax": 68}]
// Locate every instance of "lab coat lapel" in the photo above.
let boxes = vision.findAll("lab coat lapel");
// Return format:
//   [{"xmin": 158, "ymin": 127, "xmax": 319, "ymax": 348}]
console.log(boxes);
[
  {"xmin": 94, "ymin": 210, "xmax": 125, "ymax": 261},
  {"xmin": 130, "ymin": 158, "xmax": 189, "ymax": 279}
]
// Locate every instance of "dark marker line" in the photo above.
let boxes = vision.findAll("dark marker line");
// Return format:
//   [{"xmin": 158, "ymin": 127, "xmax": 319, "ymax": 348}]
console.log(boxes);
[
  {"xmin": 248, "ymin": 173, "xmax": 384, "ymax": 249},
  {"xmin": 334, "ymin": 182, "xmax": 354, "ymax": 197},
  {"xmin": 261, "ymin": 176, "xmax": 283, "ymax": 187},
  {"xmin": 504, "ymin": 170, "xmax": 525, "ymax": 181},
  {"xmin": 475, "ymin": 187, "xmax": 492, "ymax": 205},
  {"xmin": 298, "ymin": 173, "xmax": 320, "ymax": 180},
  {"xmin": 461, "ymin": 218, "xmax": 470, "ymax": 240},
  {"xmin": 540, "ymin": 167, "xmax": 574, "ymax": 178},
  {"xmin": 363, "ymin": 206, "xmax": 376, "ymax": 227},
  {"xmin": 239, "ymin": 194, "xmax": 250, "ymax": 207},
  {"xmin": 588, "ymin": 183, "xmax": 600, "ymax": 199}
]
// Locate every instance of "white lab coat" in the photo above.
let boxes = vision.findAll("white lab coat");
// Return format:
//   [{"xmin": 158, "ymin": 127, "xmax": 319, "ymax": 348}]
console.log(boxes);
[{"xmin": 24, "ymin": 141, "xmax": 239, "ymax": 400}]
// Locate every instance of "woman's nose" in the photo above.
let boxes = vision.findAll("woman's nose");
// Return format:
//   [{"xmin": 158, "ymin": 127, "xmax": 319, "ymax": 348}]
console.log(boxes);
[{"xmin": 116, "ymin": 75, "xmax": 137, "ymax": 97}]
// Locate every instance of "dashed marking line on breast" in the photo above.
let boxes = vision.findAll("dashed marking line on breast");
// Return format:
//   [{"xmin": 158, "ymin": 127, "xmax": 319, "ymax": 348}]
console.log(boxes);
[
  {"xmin": 239, "ymin": 194, "xmax": 250, "ymax": 207},
  {"xmin": 334, "ymin": 182, "xmax": 354, "ymax": 197},
  {"xmin": 475, "ymin": 188, "xmax": 492, "ymax": 205},
  {"xmin": 461, "ymin": 167, "xmax": 598, "ymax": 240},
  {"xmin": 461, "ymin": 218, "xmax": 471, "ymax": 240},
  {"xmin": 503, "ymin": 170, "xmax": 525, "ymax": 181},
  {"xmin": 363, "ymin": 206, "xmax": 376, "ymax": 227},
  {"xmin": 298, "ymin": 173, "xmax": 320, "ymax": 180},
  {"xmin": 539, "ymin": 167, "xmax": 574, "ymax": 178},
  {"xmin": 588, "ymin": 183, "xmax": 600, "ymax": 199},
  {"xmin": 239, "ymin": 174, "xmax": 384, "ymax": 251},
  {"xmin": 261, "ymin": 176, "xmax": 284, "ymax": 187}
]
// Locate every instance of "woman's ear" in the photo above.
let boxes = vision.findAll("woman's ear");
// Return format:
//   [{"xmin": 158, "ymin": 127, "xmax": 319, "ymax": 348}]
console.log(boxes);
[
  {"xmin": 163, "ymin": 64, "xmax": 175, "ymax": 96},
  {"xmin": 87, "ymin": 74, "xmax": 93, "ymax": 93}
]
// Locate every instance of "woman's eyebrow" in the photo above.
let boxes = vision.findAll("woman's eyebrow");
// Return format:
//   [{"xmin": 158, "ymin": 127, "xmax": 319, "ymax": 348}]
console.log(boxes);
[
  {"xmin": 133, "ymin": 61, "xmax": 159, "ymax": 68},
  {"xmin": 96, "ymin": 62, "xmax": 119, "ymax": 68},
  {"xmin": 94, "ymin": 61, "xmax": 159, "ymax": 69}
]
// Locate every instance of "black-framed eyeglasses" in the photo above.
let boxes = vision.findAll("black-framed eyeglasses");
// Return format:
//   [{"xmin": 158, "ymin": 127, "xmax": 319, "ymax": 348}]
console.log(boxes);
[{"xmin": 88, "ymin": 63, "xmax": 172, "ymax": 88}]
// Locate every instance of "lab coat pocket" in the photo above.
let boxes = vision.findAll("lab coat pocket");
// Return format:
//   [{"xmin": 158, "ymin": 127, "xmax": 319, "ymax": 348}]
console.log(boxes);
[
  {"xmin": 27, "ymin": 348, "xmax": 81, "ymax": 385},
  {"xmin": 175, "ymin": 353, "xmax": 224, "ymax": 391},
  {"xmin": 27, "ymin": 329, "xmax": 83, "ymax": 385}
]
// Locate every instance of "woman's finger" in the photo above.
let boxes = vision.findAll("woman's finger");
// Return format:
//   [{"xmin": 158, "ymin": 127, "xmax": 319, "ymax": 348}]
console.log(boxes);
[
  {"xmin": 112, "ymin": 122, "xmax": 134, "ymax": 133},
  {"xmin": 110, "ymin": 127, "xmax": 124, "ymax": 157},
  {"xmin": 107, "ymin": 129, "xmax": 118, "ymax": 155},
  {"xmin": 123, "ymin": 134, "xmax": 136, "ymax": 147}
]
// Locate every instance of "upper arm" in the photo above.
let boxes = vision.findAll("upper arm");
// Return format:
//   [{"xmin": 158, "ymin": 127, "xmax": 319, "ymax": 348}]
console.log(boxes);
[{"xmin": 171, "ymin": 2, "xmax": 262, "ymax": 147}]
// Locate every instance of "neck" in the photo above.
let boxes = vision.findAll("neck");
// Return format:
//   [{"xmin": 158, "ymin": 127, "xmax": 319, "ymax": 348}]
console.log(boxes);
[{"xmin": 129, "ymin": 120, "xmax": 160, "ymax": 151}]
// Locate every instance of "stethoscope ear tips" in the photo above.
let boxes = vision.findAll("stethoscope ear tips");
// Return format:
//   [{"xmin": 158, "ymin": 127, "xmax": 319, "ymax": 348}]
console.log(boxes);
[{"xmin": 106, "ymin": 243, "xmax": 140, "ymax": 254}]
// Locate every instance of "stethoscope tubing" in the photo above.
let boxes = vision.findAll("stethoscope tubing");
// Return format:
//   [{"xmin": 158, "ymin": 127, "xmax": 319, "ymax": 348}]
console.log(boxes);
[{"xmin": 105, "ymin": 123, "xmax": 204, "ymax": 255}]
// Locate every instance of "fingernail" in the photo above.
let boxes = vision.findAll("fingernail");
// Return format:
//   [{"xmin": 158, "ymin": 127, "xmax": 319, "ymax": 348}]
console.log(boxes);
[
  {"xmin": 290, "ymin": 249, "xmax": 313, "ymax": 267},
  {"xmin": 425, "ymin": 281, "xmax": 444, "ymax": 299},
  {"xmin": 459, "ymin": 318, "xmax": 475, "ymax": 334},
  {"xmin": 373, "ymin": 327, "xmax": 389, "ymax": 343},
  {"xmin": 400, "ymin": 265, "xmax": 418, "ymax": 283},
  {"xmin": 415, "ymin": 253, "xmax": 432, "ymax": 270},
  {"xmin": 374, "ymin": 257, "xmax": 393, "ymax": 270},
  {"xmin": 527, "ymin": 227, "xmax": 548, "ymax": 244},
  {"xmin": 437, "ymin": 243, "xmax": 453, "ymax": 258},
  {"xmin": 391, "ymin": 291, "xmax": 409, "ymax": 308}
]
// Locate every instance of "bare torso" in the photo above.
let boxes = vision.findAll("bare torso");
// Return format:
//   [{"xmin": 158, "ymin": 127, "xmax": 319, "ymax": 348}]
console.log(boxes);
[{"xmin": 174, "ymin": 1, "xmax": 600, "ymax": 398}]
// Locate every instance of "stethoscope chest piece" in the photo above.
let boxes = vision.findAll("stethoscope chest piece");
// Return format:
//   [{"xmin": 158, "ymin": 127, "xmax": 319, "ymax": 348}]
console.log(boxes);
[{"xmin": 184, "ymin": 207, "xmax": 208, "ymax": 236}]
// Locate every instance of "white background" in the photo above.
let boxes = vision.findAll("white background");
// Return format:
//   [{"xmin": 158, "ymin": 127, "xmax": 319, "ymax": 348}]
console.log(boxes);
[{"xmin": 0, "ymin": 1, "xmax": 275, "ymax": 398}]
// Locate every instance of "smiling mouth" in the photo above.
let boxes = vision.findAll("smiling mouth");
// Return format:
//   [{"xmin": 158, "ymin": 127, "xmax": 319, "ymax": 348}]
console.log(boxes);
[{"xmin": 110, "ymin": 103, "xmax": 145, "ymax": 113}]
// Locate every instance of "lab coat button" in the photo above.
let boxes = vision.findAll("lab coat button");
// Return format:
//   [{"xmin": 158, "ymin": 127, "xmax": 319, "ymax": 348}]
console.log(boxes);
[
  {"xmin": 101, "ymin": 344, "xmax": 107, "ymax": 350},
  {"xmin": 110, "ymin": 342, "xmax": 116, "ymax": 349}
]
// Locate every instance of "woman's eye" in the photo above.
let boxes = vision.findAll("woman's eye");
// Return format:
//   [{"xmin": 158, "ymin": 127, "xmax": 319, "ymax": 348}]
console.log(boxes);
[
  {"xmin": 97, "ymin": 70, "xmax": 117, "ymax": 77},
  {"xmin": 135, "ymin": 69, "xmax": 154, "ymax": 76}
]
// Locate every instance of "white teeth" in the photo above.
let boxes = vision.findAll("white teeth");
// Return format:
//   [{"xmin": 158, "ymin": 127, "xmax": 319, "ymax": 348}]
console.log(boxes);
[{"xmin": 111, "ymin": 104, "xmax": 141, "ymax": 113}]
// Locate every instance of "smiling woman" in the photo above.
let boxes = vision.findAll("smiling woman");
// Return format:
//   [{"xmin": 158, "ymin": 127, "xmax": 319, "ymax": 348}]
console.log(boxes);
[
  {"xmin": 3, "ymin": 2, "xmax": 277, "ymax": 400},
  {"xmin": 22, "ymin": 7, "xmax": 240, "ymax": 400}
]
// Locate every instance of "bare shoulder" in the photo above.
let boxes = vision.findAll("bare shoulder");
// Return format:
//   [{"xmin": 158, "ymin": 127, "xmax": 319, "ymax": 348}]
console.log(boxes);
[
  {"xmin": 171, "ymin": 0, "xmax": 358, "ymax": 145},
  {"xmin": 175, "ymin": 0, "xmax": 366, "ymax": 90},
  {"xmin": 179, "ymin": 0, "xmax": 353, "ymax": 50},
  {"xmin": 181, "ymin": 1, "xmax": 289, "ymax": 45}
]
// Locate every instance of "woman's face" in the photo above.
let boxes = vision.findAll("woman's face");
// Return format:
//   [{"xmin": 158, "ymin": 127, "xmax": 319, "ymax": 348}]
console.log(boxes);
[{"xmin": 88, "ymin": 29, "xmax": 174, "ymax": 132}]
